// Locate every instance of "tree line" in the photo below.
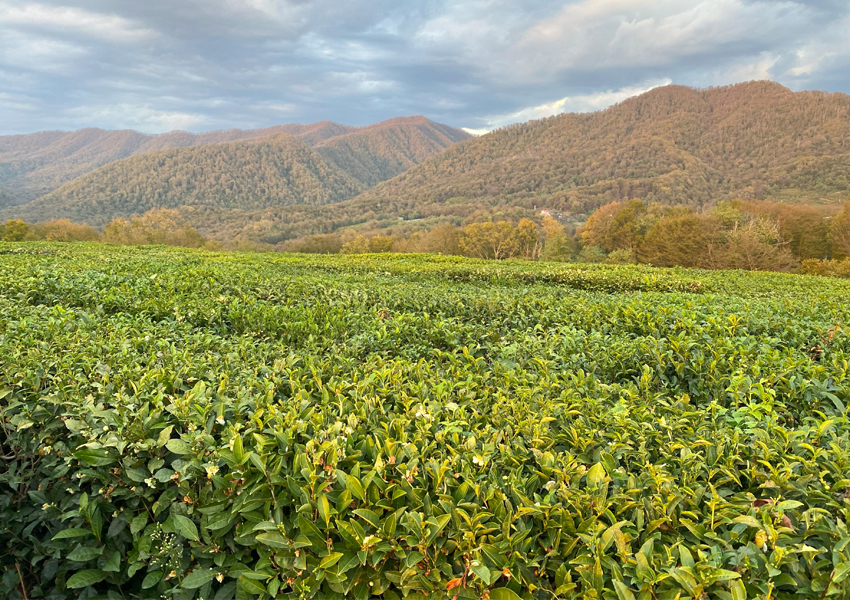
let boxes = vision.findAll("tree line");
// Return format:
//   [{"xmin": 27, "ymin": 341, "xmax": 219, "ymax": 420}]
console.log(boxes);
[
  {"xmin": 5, "ymin": 198, "xmax": 850, "ymax": 278},
  {"xmin": 0, "ymin": 209, "xmax": 210, "ymax": 249},
  {"xmin": 279, "ymin": 197, "xmax": 850, "ymax": 277}
]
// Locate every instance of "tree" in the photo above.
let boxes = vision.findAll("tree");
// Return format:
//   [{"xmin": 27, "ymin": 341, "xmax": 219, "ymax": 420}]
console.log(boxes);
[
  {"xmin": 540, "ymin": 216, "xmax": 577, "ymax": 262},
  {"xmin": 278, "ymin": 233, "xmax": 343, "ymax": 254},
  {"xmin": 35, "ymin": 219, "xmax": 101, "ymax": 242},
  {"xmin": 830, "ymin": 198, "xmax": 850, "ymax": 259},
  {"xmin": 704, "ymin": 219, "xmax": 797, "ymax": 272},
  {"xmin": 417, "ymin": 224, "xmax": 460, "ymax": 255},
  {"xmin": 580, "ymin": 200, "xmax": 648, "ymax": 254},
  {"xmin": 641, "ymin": 213, "xmax": 717, "ymax": 268},
  {"xmin": 103, "ymin": 209, "xmax": 205, "ymax": 248},
  {"xmin": 731, "ymin": 200, "xmax": 830, "ymax": 260},
  {"xmin": 340, "ymin": 235, "xmax": 370, "ymax": 254},
  {"xmin": 369, "ymin": 235, "xmax": 395, "ymax": 253},
  {"xmin": 460, "ymin": 221, "xmax": 519, "ymax": 260},
  {"xmin": 2, "ymin": 220, "xmax": 29, "ymax": 241},
  {"xmin": 514, "ymin": 218, "xmax": 541, "ymax": 260}
]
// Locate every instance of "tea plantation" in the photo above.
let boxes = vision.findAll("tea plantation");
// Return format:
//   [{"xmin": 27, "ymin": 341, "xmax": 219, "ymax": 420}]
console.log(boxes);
[{"xmin": 1, "ymin": 243, "xmax": 849, "ymax": 600}]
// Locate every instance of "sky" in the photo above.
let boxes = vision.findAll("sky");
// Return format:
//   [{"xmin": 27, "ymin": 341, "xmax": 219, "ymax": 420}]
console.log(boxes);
[{"xmin": 1, "ymin": 0, "xmax": 849, "ymax": 135}]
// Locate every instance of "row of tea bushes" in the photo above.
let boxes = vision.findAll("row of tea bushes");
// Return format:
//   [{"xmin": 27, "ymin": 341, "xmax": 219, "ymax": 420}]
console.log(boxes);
[{"xmin": 1, "ymin": 243, "xmax": 849, "ymax": 599}]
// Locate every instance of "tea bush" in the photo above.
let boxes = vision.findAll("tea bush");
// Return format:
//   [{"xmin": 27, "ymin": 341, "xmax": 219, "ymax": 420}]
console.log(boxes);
[{"xmin": 1, "ymin": 243, "xmax": 850, "ymax": 600}]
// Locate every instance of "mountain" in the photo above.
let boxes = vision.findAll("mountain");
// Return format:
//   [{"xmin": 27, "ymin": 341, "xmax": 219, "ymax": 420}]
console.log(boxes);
[
  {"xmin": 154, "ymin": 81, "xmax": 850, "ymax": 246},
  {"xmin": 315, "ymin": 116, "xmax": 473, "ymax": 187},
  {"xmin": 7, "ymin": 134, "xmax": 363, "ymax": 226},
  {"xmin": 0, "ymin": 118, "xmax": 466, "ymax": 206},
  {"xmin": 2, "ymin": 117, "xmax": 470, "ymax": 227},
  {"xmin": 350, "ymin": 82, "xmax": 850, "ymax": 219}
]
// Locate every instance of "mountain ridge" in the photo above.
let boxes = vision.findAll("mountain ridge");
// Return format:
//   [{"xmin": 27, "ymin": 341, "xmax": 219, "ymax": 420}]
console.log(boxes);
[
  {"xmin": 0, "ymin": 117, "xmax": 470, "ymax": 207},
  {"xmin": 1, "ymin": 117, "xmax": 471, "ymax": 225}
]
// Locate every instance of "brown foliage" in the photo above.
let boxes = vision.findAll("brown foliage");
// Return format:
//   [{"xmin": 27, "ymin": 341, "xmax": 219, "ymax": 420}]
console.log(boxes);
[
  {"xmin": 29, "ymin": 219, "xmax": 101, "ymax": 242},
  {"xmin": 103, "ymin": 208, "xmax": 205, "ymax": 248},
  {"xmin": 641, "ymin": 213, "xmax": 718, "ymax": 268},
  {"xmin": 829, "ymin": 199, "xmax": 850, "ymax": 259}
]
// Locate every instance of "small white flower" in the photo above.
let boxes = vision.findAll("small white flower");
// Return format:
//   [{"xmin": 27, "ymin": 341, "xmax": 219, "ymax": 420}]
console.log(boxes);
[
  {"xmin": 144, "ymin": 478, "xmax": 156, "ymax": 488},
  {"xmin": 216, "ymin": 416, "xmax": 225, "ymax": 425},
  {"xmin": 205, "ymin": 465, "xmax": 219, "ymax": 478},
  {"xmin": 472, "ymin": 455, "xmax": 484, "ymax": 466},
  {"xmin": 42, "ymin": 503, "xmax": 51, "ymax": 510},
  {"xmin": 544, "ymin": 480, "xmax": 557, "ymax": 491},
  {"xmin": 216, "ymin": 572, "xmax": 224, "ymax": 583}
]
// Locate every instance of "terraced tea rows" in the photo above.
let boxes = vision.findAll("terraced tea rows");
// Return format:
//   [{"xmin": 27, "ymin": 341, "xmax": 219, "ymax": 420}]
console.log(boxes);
[{"xmin": 1, "ymin": 244, "xmax": 849, "ymax": 599}]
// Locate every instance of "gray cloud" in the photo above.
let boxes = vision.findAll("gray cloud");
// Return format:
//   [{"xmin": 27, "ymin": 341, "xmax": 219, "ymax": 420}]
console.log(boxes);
[{"xmin": 0, "ymin": 0, "xmax": 848, "ymax": 134}]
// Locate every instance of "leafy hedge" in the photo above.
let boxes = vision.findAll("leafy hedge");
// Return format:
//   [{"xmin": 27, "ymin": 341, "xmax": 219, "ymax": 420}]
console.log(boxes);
[{"xmin": 1, "ymin": 244, "xmax": 850, "ymax": 599}]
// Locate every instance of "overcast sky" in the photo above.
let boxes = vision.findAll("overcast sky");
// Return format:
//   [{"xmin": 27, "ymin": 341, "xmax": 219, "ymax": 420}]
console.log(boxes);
[{"xmin": 1, "ymin": 0, "xmax": 849, "ymax": 135}]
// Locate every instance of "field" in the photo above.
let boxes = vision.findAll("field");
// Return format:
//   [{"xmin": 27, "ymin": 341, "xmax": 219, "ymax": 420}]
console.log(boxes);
[{"xmin": 1, "ymin": 243, "xmax": 850, "ymax": 600}]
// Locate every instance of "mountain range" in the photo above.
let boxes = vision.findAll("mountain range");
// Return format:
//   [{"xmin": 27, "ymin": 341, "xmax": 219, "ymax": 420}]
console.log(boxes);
[
  {"xmin": 0, "ymin": 116, "xmax": 469, "ymax": 217},
  {"xmin": 2, "ymin": 81, "xmax": 849, "ymax": 244}
]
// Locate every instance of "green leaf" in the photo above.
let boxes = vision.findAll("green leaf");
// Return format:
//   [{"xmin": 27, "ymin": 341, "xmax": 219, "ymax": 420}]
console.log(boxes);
[
  {"xmin": 776, "ymin": 500, "xmax": 804, "ymax": 511},
  {"xmin": 339, "ymin": 471, "xmax": 366, "ymax": 501},
  {"xmin": 232, "ymin": 435, "xmax": 245, "ymax": 463},
  {"xmin": 834, "ymin": 562, "xmax": 850, "ymax": 584},
  {"xmin": 489, "ymin": 588, "xmax": 523, "ymax": 600},
  {"xmin": 732, "ymin": 515, "xmax": 762, "ymax": 529},
  {"xmin": 142, "ymin": 571, "xmax": 163, "ymax": 589},
  {"xmin": 130, "ymin": 513, "xmax": 148, "ymax": 535},
  {"xmin": 256, "ymin": 531, "xmax": 289, "ymax": 549},
  {"xmin": 66, "ymin": 569, "xmax": 107, "ymax": 588},
  {"xmin": 157, "ymin": 425, "xmax": 174, "ymax": 448},
  {"xmin": 73, "ymin": 448, "xmax": 115, "ymax": 467},
  {"xmin": 319, "ymin": 552, "xmax": 344, "ymax": 570},
  {"xmin": 183, "ymin": 569, "xmax": 218, "ymax": 589},
  {"xmin": 318, "ymin": 494, "xmax": 331, "ymax": 529},
  {"xmin": 730, "ymin": 579, "xmax": 747, "ymax": 600},
  {"xmin": 613, "ymin": 580, "xmax": 636, "ymax": 600},
  {"xmin": 103, "ymin": 551, "xmax": 121, "ymax": 573},
  {"xmin": 352, "ymin": 509, "xmax": 381, "ymax": 529},
  {"xmin": 239, "ymin": 575, "xmax": 267, "ymax": 595},
  {"xmin": 586, "ymin": 462, "xmax": 606, "ymax": 487},
  {"xmin": 67, "ymin": 546, "xmax": 103, "ymax": 562},
  {"xmin": 471, "ymin": 562, "xmax": 491, "ymax": 585},
  {"xmin": 670, "ymin": 567, "xmax": 698, "ymax": 597},
  {"xmin": 166, "ymin": 438, "xmax": 192, "ymax": 455},
  {"xmin": 173, "ymin": 515, "xmax": 199, "ymax": 541},
  {"xmin": 52, "ymin": 528, "xmax": 92, "ymax": 540}
]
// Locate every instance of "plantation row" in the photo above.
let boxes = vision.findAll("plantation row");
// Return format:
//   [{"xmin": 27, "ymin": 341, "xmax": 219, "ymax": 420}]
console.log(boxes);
[{"xmin": 1, "ymin": 243, "xmax": 849, "ymax": 599}]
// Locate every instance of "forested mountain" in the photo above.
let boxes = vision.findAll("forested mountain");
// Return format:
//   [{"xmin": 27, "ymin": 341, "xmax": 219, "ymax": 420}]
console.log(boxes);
[
  {"xmin": 0, "ymin": 118, "xmax": 466, "ymax": 206},
  {"xmin": 352, "ymin": 82, "xmax": 850, "ymax": 218},
  {"xmin": 315, "ymin": 116, "xmax": 471, "ymax": 187},
  {"xmin": 6, "ymin": 135, "xmax": 364, "ymax": 226}
]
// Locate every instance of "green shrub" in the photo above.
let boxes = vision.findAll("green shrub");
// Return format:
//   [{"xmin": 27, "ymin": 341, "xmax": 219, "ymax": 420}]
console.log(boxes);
[{"xmin": 1, "ymin": 243, "xmax": 850, "ymax": 600}]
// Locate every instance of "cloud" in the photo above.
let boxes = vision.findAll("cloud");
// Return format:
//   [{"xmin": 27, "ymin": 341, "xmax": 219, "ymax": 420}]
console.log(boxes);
[
  {"xmin": 0, "ymin": 1, "xmax": 156, "ymax": 43},
  {"xmin": 64, "ymin": 104, "xmax": 206, "ymax": 132},
  {"xmin": 0, "ymin": 0, "xmax": 849, "ymax": 135}
]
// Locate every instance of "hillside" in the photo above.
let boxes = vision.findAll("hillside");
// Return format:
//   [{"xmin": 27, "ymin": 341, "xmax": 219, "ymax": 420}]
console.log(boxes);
[
  {"xmin": 0, "ymin": 118, "xmax": 467, "ymax": 207},
  {"xmin": 0, "ymin": 117, "xmax": 469, "ymax": 228},
  {"xmin": 351, "ymin": 82, "xmax": 850, "ymax": 218},
  {"xmin": 315, "ymin": 116, "xmax": 473, "ymax": 187},
  {"xmin": 6, "ymin": 134, "xmax": 364, "ymax": 226}
]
